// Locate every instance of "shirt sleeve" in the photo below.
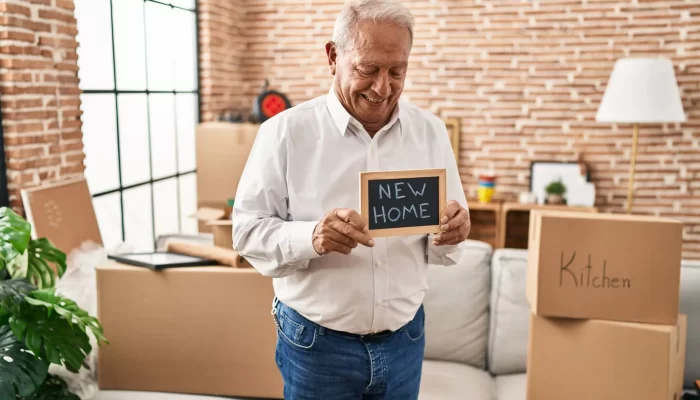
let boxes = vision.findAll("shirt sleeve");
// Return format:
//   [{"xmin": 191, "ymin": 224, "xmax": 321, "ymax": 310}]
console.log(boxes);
[
  {"xmin": 425, "ymin": 117, "xmax": 469, "ymax": 266},
  {"xmin": 232, "ymin": 118, "xmax": 323, "ymax": 278}
]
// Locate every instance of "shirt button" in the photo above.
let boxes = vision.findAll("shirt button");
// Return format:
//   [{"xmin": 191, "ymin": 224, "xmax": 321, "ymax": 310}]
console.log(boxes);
[{"xmin": 376, "ymin": 261, "xmax": 382, "ymax": 267}]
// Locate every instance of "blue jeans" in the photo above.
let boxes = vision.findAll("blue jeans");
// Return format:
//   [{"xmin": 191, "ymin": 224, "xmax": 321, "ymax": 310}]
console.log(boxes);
[{"xmin": 272, "ymin": 299, "xmax": 425, "ymax": 399}]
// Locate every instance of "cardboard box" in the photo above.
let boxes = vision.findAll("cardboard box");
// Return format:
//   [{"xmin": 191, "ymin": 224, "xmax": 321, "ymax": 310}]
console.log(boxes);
[
  {"xmin": 21, "ymin": 177, "xmax": 102, "ymax": 256},
  {"xmin": 96, "ymin": 262, "xmax": 282, "ymax": 399},
  {"xmin": 527, "ymin": 210, "xmax": 683, "ymax": 325},
  {"xmin": 208, "ymin": 220, "xmax": 233, "ymax": 249},
  {"xmin": 526, "ymin": 313, "xmax": 687, "ymax": 400},
  {"xmin": 195, "ymin": 121, "xmax": 258, "ymax": 233}
]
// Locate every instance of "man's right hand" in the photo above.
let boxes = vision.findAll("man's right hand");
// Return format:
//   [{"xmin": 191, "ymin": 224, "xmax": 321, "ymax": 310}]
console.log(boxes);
[{"xmin": 312, "ymin": 208, "xmax": 375, "ymax": 255}]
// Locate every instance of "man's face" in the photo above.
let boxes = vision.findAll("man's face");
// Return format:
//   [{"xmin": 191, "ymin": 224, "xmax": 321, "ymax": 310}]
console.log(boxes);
[{"xmin": 326, "ymin": 20, "xmax": 411, "ymax": 133}]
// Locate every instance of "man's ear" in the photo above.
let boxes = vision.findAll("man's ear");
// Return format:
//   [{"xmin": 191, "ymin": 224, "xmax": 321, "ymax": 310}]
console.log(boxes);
[{"xmin": 325, "ymin": 41, "xmax": 337, "ymax": 75}]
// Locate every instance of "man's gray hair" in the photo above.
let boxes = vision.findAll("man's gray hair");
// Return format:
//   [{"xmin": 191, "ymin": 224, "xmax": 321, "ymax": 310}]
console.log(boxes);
[{"xmin": 332, "ymin": 0, "xmax": 414, "ymax": 53}]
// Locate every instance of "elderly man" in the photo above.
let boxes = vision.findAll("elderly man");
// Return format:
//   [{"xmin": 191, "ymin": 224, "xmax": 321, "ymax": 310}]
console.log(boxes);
[{"xmin": 232, "ymin": 0, "xmax": 470, "ymax": 398}]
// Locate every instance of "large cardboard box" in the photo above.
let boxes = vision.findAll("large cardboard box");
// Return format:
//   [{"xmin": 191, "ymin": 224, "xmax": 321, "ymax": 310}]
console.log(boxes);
[
  {"xmin": 526, "ymin": 313, "xmax": 687, "ymax": 400},
  {"xmin": 527, "ymin": 210, "xmax": 683, "ymax": 325},
  {"xmin": 96, "ymin": 263, "xmax": 282, "ymax": 398},
  {"xmin": 195, "ymin": 121, "xmax": 259, "ymax": 233}
]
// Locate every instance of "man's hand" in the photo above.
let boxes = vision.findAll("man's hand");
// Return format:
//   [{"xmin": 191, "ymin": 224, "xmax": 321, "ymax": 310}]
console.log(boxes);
[
  {"xmin": 312, "ymin": 208, "xmax": 375, "ymax": 255},
  {"xmin": 433, "ymin": 200, "xmax": 471, "ymax": 246}
]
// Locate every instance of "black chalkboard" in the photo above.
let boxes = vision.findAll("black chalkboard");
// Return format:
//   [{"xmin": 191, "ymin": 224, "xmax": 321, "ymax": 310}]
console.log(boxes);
[{"xmin": 360, "ymin": 169, "xmax": 446, "ymax": 237}]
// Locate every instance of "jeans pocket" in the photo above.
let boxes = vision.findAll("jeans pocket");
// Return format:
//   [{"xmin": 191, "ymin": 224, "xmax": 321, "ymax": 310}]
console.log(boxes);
[
  {"xmin": 275, "ymin": 302, "xmax": 318, "ymax": 350},
  {"xmin": 403, "ymin": 305, "xmax": 425, "ymax": 342}
]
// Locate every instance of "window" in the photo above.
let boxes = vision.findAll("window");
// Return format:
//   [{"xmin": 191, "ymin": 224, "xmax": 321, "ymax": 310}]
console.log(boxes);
[{"xmin": 74, "ymin": 0, "xmax": 199, "ymax": 252}]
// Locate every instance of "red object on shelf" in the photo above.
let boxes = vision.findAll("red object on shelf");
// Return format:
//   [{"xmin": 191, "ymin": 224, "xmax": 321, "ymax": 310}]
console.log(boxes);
[
  {"xmin": 253, "ymin": 79, "xmax": 292, "ymax": 123},
  {"xmin": 260, "ymin": 94, "xmax": 288, "ymax": 118}
]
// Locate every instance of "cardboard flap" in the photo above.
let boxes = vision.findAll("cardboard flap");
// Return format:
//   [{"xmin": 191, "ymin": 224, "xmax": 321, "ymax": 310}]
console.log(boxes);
[
  {"xmin": 192, "ymin": 207, "xmax": 226, "ymax": 222},
  {"xmin": 207, "ymin": 220, "xmax": 233, "ymax": 226}
]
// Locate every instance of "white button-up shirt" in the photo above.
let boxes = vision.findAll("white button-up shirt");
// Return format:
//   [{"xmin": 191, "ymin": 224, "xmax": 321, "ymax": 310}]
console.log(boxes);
[{"xmin": 232, "ymin": 88, "xmax": 468, "ymax": 335}]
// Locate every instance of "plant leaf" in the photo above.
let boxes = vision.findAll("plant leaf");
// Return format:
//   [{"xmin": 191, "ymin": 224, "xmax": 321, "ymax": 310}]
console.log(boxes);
[
  {"xmin": 17, "ymin": 374, "xmax": 80, "ymax": 400},
  {"xmin": 0, "ymin": 325, "xmax": 48, "ymax": 398},
  {"xmin": 0, "ymin": 208, "xmax": 31, "ymax": 270},
  {"xmin": 10, "ymin": 305, "xmax": 91, "ymax": 373},
  {"xmin": 0, "ymin": 280, "xmax": 35, "ymax": 311},
  {"xmin": 0, "ymin": 279, "xmax": 36, "ymax": 328},
  {"xmin": 27, "ymin": 239, "xmax": 66, "ymax": 290},
  {"xmin": 6, "ymin": 251, "xmax": 28, "ymax": 281},
  {"xmin": 26, "ymin": 290, "xmax": 108, "ymax": 346}
]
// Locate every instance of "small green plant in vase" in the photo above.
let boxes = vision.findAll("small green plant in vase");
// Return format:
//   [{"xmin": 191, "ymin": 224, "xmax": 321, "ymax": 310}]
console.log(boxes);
[
  {"xmin": 0, "ymin": 207, "xmax": 108, "ymax": 399},
  {"xmin": 544, "ymin": 180, "xmax": 567, "ymax": 205}
]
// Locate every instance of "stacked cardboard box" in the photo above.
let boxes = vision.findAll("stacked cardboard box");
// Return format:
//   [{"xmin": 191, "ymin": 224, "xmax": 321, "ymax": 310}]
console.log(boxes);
[
  {"xmin": 194, "ymin": 121, "xmax": 259, "ymax": 244},
  {"xmin": 525, "ymin": 210, "xmax": 687, "ymax": 399}
]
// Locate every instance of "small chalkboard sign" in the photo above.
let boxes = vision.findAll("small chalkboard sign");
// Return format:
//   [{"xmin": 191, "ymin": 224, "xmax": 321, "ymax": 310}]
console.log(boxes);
[{"xmin": 360, "ymin": 169, "xmax": 446, "ymax": 237}]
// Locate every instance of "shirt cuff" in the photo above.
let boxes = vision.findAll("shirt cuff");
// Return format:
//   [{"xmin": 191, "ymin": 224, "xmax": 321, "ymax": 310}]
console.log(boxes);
[
  {"xmin": 427, "ymin": 234, "xmax": 462, "ymax": 265},
  {"xmin": 287, "ymin": 220, "xmax": 323, "ymax": 263}
]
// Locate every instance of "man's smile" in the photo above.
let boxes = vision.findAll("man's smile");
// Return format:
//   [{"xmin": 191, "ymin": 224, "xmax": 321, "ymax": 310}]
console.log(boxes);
[{"xmin": 362, "ymin": 94, "xmax": 385, "ymax": 104}]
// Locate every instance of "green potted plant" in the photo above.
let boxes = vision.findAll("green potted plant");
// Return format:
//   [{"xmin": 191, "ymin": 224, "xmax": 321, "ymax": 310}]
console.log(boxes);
[
  {"xmin": 545, "ymin": 180, "xmax": 567, "ymax": 205},
  {"xmin": 0, "ymin": 206, "xmax": 108, "ymax": 399}
]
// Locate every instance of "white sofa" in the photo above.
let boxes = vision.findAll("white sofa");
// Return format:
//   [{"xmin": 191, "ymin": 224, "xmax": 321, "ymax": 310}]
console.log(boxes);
[{"xmin": 96, "ymin": 241, "xmax": 700, "ymax": 399}]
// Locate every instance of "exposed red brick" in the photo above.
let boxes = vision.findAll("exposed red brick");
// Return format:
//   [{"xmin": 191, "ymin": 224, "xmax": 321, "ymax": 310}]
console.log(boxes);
[
  {"xmin": 55, "ymin": 0, "xmax": 75, "ymax": 11},
  {"xmin": 0, "ymin": 3, "xmax": 31, "ymax": 17},
  {"xmin": 2, "ymin": 123, "xmax": 44, "ymax": 135},
  {"xmin": 0, "ymin": 0, "xmax": 84, "ymax": 217},
  {"xmin": 0, "ymin": 16, "xmax": 51, "ymax": 32},
  {"xmin": 38, "ymin": 9, "xmax": 76, "ymax": 25},
  {"xmin": 56, "ymin": 25, "xmax": 78, "ymax": 36},
  {"xmin": 1, "ymin": 98, "xmax": 44, "ymax": 110},
  {"xmin": 0, "ymin": 30, "xmax": 35, "ymax": 43}
]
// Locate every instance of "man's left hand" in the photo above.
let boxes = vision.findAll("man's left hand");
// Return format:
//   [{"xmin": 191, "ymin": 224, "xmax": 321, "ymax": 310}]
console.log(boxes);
[{"xmin": 433, "ymin": 200, "xmax": 471, "ymax": 246}]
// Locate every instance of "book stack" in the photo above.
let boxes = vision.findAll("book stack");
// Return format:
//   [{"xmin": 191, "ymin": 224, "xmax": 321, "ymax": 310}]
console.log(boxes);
[{"xmin": 525, "ymin": 210, "xmax": 687, "ymax": 400}]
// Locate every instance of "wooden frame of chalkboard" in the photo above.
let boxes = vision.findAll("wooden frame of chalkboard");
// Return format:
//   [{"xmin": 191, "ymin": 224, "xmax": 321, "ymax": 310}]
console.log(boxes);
[{"xmin": 360, "ymin": 169, "xmax": 446, "ymax": 237}]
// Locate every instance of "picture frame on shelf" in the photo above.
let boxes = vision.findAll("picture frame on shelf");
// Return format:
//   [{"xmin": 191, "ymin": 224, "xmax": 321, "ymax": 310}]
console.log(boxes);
[
  {"xmin": 444, "ymin": 118, "xmax": 460, "ymax": 161},
  {"xmin": 529, "ymin": 161, "xmax": 592, "ymax": 206}
]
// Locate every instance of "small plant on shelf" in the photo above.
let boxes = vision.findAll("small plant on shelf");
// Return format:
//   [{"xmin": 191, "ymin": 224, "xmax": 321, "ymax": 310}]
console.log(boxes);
[
  {"xmin": 0, "ymin": 207, "xmax": 108, "ymax": 399},
  {"xmin": 545, "ymin": 180, "xmax": 567, "ymax": 205}
]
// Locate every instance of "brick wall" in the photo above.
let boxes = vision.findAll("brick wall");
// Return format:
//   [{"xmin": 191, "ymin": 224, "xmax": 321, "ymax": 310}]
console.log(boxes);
[
  {"xmin": 0, "ymin": 0, "xmax": 84, "ymax": 214},
  {"xmin": 198, "ymin": 0, "xmax": 247, "ymax": 122},
  {"xmin": 199, "ymin": 0, "xmax": 700, "ymax": 259}
]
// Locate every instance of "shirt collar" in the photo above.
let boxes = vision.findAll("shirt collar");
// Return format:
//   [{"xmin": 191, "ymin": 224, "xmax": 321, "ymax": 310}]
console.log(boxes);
[{"xmin": 326, "ymin": 86, "xmax": 403, "ymax": 137}]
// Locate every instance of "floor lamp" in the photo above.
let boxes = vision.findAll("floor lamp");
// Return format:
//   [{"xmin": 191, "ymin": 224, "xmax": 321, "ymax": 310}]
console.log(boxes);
[{"xmin": 595, "ymin": 58, "xmax": 687, "ymax": 214}]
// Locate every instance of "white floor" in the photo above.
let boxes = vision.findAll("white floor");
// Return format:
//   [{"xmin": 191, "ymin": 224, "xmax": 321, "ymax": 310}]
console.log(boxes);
[{"xmin": 94, "ymin": 391, "xmax": 246, "ymax": 400}]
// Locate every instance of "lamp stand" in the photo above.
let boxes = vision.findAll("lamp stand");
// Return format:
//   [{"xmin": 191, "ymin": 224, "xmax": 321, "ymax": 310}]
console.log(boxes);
[{"xmin": 626, "ymin": 123, "xmax": 639, "ymax": 214}]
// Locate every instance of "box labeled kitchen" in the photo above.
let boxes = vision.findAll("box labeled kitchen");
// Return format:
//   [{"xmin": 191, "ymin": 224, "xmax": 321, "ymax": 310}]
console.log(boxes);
[{"xmin": 526, "ymin": 210, "xmax": 683, "ymax": 325}]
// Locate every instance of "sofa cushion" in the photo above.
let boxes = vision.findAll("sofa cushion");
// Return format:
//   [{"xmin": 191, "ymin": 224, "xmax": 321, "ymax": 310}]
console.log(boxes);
[
  {"xmin": 419, "ymin": 360, "xmax": 494, "ymax": 400},
  {"xmin": 680, "ymin": 259, "xmax": 700, "ymax": 389},
  {"xmin": 424, "ymin": 240, "xmax": 492, "ymax": 369},
  {"xmin": 495, "ymin": 374, "xmax": 526, "ymax": 400},
  {"xmin": 487, "ymin": 248, "xmax": 529, "ymax": 375}
]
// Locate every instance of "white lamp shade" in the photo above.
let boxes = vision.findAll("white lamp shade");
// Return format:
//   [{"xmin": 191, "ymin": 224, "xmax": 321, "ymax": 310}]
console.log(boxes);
[{"xmin": 596, "ymin": 58, "xmax": 687, "ymax": 124}]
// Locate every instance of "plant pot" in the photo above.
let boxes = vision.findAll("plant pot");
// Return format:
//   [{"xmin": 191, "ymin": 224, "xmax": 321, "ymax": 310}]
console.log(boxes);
[{"xmin": 547, "ymin": 194, "xmax": 564, "ymax": 204}]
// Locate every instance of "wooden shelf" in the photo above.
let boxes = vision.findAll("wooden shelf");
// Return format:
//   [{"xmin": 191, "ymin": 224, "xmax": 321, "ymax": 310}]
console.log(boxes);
[
  {"xmin": 467, "ymin": 199, "xmax": 598, "ymax": 250},
  {"xmin": 466, "ymin": 199, "xmax": 502, "ymax": 249}
]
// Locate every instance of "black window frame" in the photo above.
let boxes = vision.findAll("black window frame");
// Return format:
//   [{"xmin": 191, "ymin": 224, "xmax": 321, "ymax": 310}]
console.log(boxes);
[
  {"xmin": 82, "ymin": 0, "xmax": 201, "ymax": 249},
  {"xmin": 0, "ymin": 92, "xmax": 9, "ymax": 209}
]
